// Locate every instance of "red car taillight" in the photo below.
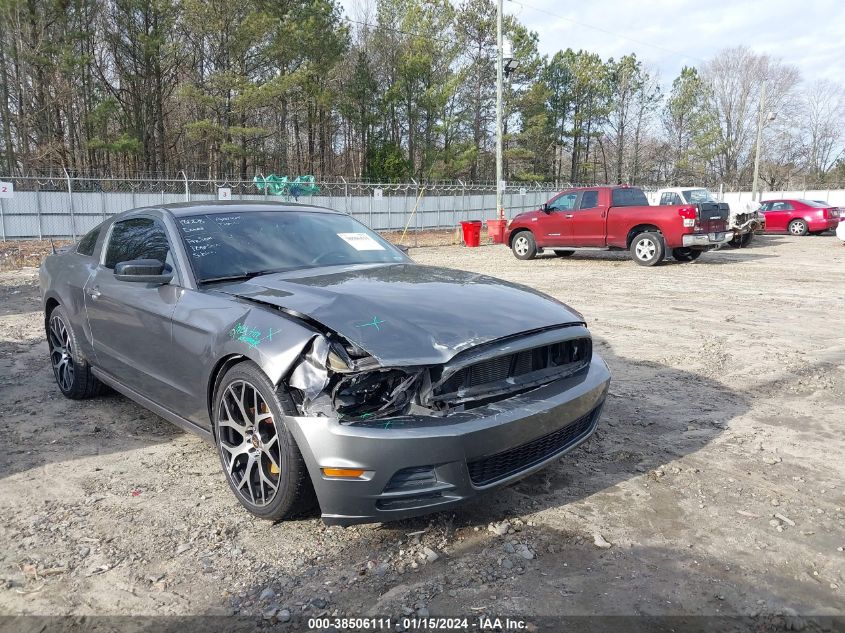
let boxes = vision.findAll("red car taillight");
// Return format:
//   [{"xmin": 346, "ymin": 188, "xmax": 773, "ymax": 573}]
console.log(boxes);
[{"xmin": 678, "ymin": 206, "xmax": 698, "ymax": 229}]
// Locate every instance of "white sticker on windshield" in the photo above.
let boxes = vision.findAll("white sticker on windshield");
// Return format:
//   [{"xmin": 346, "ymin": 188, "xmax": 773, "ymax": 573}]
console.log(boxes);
[{"xmin": 337, "ymin": 232, "xmax": 385, "ymax": 251}]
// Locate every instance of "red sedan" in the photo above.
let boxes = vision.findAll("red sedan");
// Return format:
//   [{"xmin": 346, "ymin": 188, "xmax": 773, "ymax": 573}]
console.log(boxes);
[{"xmin": 759, "ymin": 199, "xmax": 840, "ymax": 236}]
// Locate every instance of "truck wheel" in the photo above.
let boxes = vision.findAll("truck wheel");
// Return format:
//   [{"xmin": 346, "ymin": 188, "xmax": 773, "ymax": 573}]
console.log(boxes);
[
  {"xmin": 672, "ymin": 247, "xmax": 702, "ymax": 262},
  {"xmin": 553, "ymin": 250, "xmax": 575, "ymax": 257},
  {"xmin": 630, "ymin": 232, "xmax": 665, "ymax": 266},
  {"xmin": 511, "ymin": 231, "xmax": 537, "ymax": 260},
  {"xmin": 788, "ymin": 219, "xmax": 808, "ymax": 236}
]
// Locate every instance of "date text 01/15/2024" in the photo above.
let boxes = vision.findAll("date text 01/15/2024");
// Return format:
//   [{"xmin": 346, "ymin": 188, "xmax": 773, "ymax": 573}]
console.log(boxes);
[{"xmin": 306, "ymin": 616, "xmax": 528, "ymax": 630}]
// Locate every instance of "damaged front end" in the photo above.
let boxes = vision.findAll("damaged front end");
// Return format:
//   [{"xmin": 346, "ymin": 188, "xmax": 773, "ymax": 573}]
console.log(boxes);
[
  {"xmin": 286, "ymin": 325, "xmax": 592, "ymax": 424},
  {"xmin": 288, "ymin": 335, "xmax": 427, "ymax": 421}
]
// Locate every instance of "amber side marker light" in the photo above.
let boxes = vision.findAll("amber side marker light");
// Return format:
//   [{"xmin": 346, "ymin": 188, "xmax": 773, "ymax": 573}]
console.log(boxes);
[{"xmin": 321, "ymin": 467, "xmax": 366, "ymax": 478}]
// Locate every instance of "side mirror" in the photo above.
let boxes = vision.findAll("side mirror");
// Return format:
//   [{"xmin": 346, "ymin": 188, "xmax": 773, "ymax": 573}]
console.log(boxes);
[
  {"xmin": 114, "ymin": 259, "xmax": 173, "ymax": 284},
  {"xmin": 541, "ymin": 203, "xmax": 551, "ymax": 213}
]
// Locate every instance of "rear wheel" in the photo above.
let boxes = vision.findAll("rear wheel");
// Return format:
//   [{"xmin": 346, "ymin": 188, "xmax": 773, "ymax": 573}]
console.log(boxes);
[
  {"xmin": 672, "ymin": 247, "xmax": 702, "ymax": 262},
  {"xmin": 788, "ymin": 219, "xmax": 808, "ymax": 236},
  {"xmin": 630, "ymin": 232, "xmax": 665, "ymax": 267},
  {"xmin": 213, "ymin": 362, "xmax": 315, "ymax": 521},
  {"xmin": 553, "ymin": 250, "xmax": 575, "ymax": 257},
  {"xmin": 511, "ymin": 231, "xmax": 537, "ymax": 260},
  {"xmin": 47, "ymin": 305, "xmax": 106, "ymax": 399}
]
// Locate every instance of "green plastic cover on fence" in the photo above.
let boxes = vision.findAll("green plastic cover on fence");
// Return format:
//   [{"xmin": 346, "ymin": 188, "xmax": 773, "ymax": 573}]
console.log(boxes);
[{"xmin": 253, "ymin": 174, "xmax": 320, "ymax": 198}]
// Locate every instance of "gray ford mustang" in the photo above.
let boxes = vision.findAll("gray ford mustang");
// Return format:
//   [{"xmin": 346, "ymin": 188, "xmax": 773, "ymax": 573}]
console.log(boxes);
[{"xmin": 39, "ymin": 202, "xmax": 610, "ymax": 525}]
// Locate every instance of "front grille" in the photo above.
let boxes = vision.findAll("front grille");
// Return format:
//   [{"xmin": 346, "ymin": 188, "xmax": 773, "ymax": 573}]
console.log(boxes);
[
  {"xmin": 434, "ymin": 338, "xmax": 591, "ymax": 404},
  {"xmin": 467, "ymin": 407, "xmax": 598, "ymax": 486}
]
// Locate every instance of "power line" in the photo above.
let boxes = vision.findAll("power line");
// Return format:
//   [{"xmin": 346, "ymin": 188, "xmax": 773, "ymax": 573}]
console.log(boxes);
[{"xmin": 505, "ymin": 0, "xmax": 707, "ymax": 64}]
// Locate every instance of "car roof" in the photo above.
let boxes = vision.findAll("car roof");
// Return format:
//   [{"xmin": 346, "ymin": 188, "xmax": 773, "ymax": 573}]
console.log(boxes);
[{"xmin": 127, "ymin": 200, "xmax": 343, "ymax": 218}]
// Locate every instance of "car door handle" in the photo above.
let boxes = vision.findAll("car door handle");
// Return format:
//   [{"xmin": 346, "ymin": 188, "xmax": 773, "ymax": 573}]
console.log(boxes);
[
  {"xmin": 87, "ymin": 287, "xmax": 101, "ymax": 300},
  {"xmin": 565, "ymin": 214, "xmax": 574, "ymax": 218}
]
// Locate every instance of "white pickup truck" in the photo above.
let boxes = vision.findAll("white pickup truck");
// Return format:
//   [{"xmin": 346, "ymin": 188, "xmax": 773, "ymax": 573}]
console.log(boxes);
[{"xmin": 655, "ymin": 187, "xmax": 764, "ymax": 247}]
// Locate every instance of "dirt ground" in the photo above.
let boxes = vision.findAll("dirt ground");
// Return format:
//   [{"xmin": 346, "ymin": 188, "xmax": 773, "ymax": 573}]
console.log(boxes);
[{"xmin": 0, "ymin": 234, "xmax": 843, "ymax": 631}]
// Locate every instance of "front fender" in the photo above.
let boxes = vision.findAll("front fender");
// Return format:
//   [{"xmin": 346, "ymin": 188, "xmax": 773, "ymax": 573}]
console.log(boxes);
[{"xmin": 211, "ymin": 304, "xmax": 320, "ymax": 388}]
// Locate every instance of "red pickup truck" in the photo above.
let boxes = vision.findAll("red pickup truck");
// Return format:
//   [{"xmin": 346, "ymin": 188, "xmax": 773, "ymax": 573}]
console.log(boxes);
[{"xmin": 504, "ymin": 186, "xmax": 733, "ymax": 266}]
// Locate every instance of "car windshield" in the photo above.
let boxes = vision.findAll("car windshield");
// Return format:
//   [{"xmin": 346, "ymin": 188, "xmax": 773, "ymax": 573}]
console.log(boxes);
[
  {"xmin": 176, "ymin": 210, "xmax": 408, "ymax": 282},
  {"xmin": 802, "ymin": 200, "xmax": 829, "ymax": 208},
  {"xmin": 681, "ymin": 189, "xmax": 717, "ymax": 203}
]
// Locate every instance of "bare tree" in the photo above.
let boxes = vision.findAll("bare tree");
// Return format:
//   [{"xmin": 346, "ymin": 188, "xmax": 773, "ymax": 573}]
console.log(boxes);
[
  {"xmin": 701, "ymin": 46, "xmax": 800, "ymax": 186},
  {"xmin": 801, "ymin": 80, "xmax": 845, "ymax": 178}
]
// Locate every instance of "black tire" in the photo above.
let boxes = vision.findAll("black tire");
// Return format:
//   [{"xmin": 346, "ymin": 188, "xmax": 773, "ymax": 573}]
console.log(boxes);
[
  {"xmin": 728, "ymin": 232, "xmax": 753, "ymax": 247},
  {"xmin": 788, "ymin": 219, "xmax": 808, "ymax": 236},
  {"xmin": 47, "ymin": 305, "xmax": 107, "ymax": 399},
  {"xmin": 553, "ymin": 250, "xmax": 575, "ymax": 257},
  {"xmin": 672, "ymin": 247, "xmax": 702, "ymax": 262},
  {"xmin": 630, "ymin": 232, "xmax": 665, "ymax": 267},
  {"xmin": 511, "ymin": 231, "xmax": 537, "ymax": 260},
  {"xmin": 213, "ymin": 361, "xmax": 316, "ymax": 521}
]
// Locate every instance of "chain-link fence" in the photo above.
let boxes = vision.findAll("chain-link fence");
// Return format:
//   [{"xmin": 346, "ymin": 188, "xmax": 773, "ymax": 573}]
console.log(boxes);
[
  {"xmin": 0, "ymin": 174, "xmax": 565, "ymax": 246},
  {"xmin": 1, "ymin": 174, "xmax": 843, "ymax": 245}
]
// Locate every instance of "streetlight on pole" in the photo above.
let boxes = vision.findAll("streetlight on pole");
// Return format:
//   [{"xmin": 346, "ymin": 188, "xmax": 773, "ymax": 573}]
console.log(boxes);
[
  {"xmin": 495, "ymin": 0, "xmax": 517, "ymax": 219},
  {"xmin": 751, "ymin": 79, "xmax": 776, "ymax": 202}
]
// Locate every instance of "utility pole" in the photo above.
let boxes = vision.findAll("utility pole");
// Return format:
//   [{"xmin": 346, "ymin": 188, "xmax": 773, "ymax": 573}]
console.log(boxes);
[
  {"xmin": 495, "ymin": 0, "xmax": 504, "ymax": 217},
  {"xmin": 751, "ymin": 79, "xmax": 767, "ymax": 202}
]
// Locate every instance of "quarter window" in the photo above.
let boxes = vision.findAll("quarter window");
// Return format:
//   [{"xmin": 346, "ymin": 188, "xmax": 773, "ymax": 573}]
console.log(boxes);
[{"xmin": 104, "ymin": 218, "xmax": 171, "ymax": 270}]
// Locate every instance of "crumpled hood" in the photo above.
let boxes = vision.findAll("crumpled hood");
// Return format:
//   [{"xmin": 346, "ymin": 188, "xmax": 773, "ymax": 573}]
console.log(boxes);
[{"xmin": 216, "ymin": 263, "xmax": 584, "ymax": 365}]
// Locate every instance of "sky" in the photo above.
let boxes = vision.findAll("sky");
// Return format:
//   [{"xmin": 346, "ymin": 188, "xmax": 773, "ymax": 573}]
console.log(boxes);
[{"xmin": 340, "ymin": 0, "xmax": 845, "ymax": 87}]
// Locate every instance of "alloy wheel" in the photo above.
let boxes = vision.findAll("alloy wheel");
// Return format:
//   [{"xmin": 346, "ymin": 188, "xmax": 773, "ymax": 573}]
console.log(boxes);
[
  {"xmin": 635, "ymin": 238, "xmax": 656, "ymax": 261},
  {"xmin": 216, "ymin": 380, "xmax": 282, "ymax": 507},
  {"xmin": 514, "ymin": 236, "xmax": 529, "ymax": 256},
  {"xmin": 789, "ymin": 221, "xmax": 806, "ymax": 236},
  {"xmin": 49, "ymin": 315, "xmax": 75, "ymax": 392}
]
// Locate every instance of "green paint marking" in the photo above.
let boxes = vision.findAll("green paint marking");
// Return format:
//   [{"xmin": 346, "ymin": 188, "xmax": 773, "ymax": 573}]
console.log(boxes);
[
  {"xmin": 230, "ymin": 322, "xmax": 283, "ymax": 349},
  {"xmin": 355, "ymin": 316, "xmax": 385, "ymax": 331}
]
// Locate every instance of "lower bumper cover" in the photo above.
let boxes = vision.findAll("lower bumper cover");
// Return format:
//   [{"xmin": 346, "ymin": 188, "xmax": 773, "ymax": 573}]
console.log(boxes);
[
  {"xmin": 682, "ymin": 231, "xmax": 733, "ymax": 248},
  {"xmin": 809, "ymin": 218, "xmax": 839, "ymax": 231},
  {"xmin": 284, "ymin": 354, "xmax": 611, "ymax": 525}
]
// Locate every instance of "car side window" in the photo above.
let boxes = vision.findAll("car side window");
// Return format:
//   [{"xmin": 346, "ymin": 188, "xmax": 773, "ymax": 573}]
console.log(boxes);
[
  {"xmin": 104, "ymin": 217, "xmax": 172, "ymax": 270},
  {"xmin": 76, "ymin": 226, "xmax": 101, "ymax": 256},
  {"xmin": 579, "ymin": 190, "xmax": 599, "ymax": 209},
  {"xmin": 659, "ymin": 193, "xmax": 672, "ymax": 206},
  {"xmin": 549, "ymin": 193, "xmax": 578, "ymax": 211},
  {"xmin": 759, "ymin": 202, "xmax": 771, "ymax": 211}
]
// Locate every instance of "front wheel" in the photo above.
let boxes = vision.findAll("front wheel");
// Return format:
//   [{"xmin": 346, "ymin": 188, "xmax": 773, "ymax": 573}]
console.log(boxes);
[
  {"xmin": 213, "ymin": 362, "xmax": 315, "ymax": 520},
  {"xmin": 788, "ymin": 219, "xmax": 808, "ymax": 236},
  {"xmin": 672, "ymin": 247, "xmax": 702, "ymax": 262},
  {"xmin": 630, "ymin": 232, "xmax": 665, "ymax": 267},
  {"xmin": 729, "ymin": 232, "xmax": 753, "ymax": 247},
  {"xmin": 511, "ymin": 231, "xmax": 537, "ymax": 260}
]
